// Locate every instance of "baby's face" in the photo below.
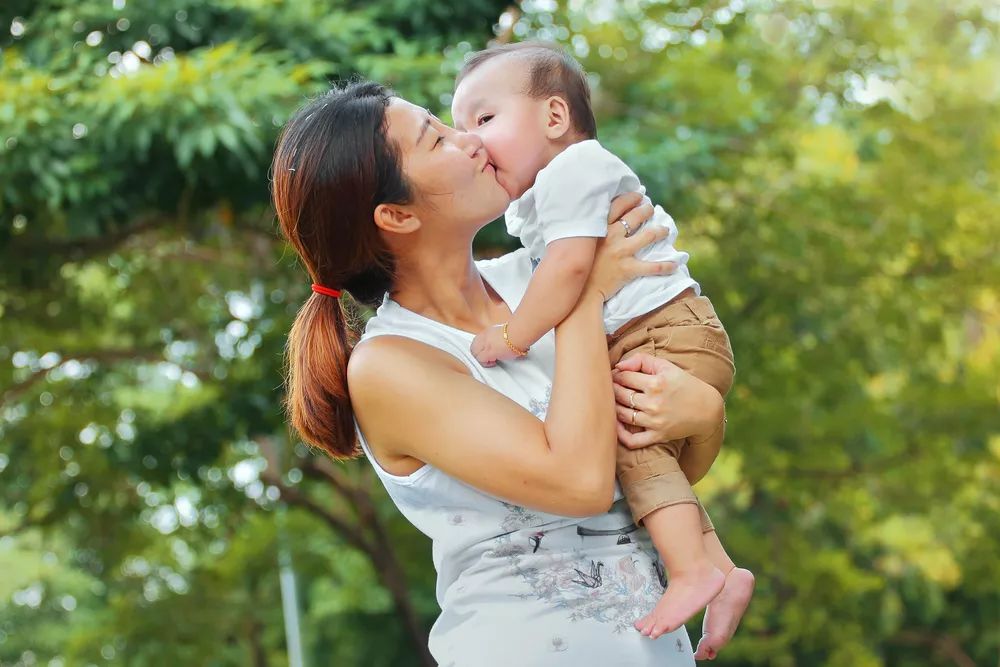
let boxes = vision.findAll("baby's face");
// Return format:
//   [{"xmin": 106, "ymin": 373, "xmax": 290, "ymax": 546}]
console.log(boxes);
[{"xmin": 452, "ymin": 57, "xmax": 554, "ymax": 201}]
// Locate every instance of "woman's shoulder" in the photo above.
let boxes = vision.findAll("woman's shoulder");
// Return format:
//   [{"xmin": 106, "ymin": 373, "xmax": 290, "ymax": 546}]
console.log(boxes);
[
  {"xmin": 351, "ymin": 292, "xmax": 477, "ymax": 391},
  {"xmin": 351, "ymin": 331, "xmax": 468, "ymax": 374},
  {"xmin": 348, "ymin": 335, "xmax": 469, "ymax": 406}
]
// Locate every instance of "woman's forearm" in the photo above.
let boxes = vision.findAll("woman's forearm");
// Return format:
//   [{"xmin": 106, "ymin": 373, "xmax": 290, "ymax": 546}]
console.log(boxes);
[
  {"xmin": 543, "ymin": 288, "xmax": 617, "ymax": 505},
  {"xmin": 532, "ymin": 193, "xmax": 659, "ymax": 510}
]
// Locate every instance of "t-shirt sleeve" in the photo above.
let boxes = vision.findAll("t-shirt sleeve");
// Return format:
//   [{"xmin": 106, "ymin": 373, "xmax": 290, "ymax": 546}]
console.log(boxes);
[{"xmin": 533, "ymin": 142, "xmax": 637, "ymax": 247}]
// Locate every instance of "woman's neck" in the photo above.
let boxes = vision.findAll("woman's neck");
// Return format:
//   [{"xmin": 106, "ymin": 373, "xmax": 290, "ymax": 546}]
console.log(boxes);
[{"xmin": 389, "ymin": 243, "xmax": 507, "ymax": 333}]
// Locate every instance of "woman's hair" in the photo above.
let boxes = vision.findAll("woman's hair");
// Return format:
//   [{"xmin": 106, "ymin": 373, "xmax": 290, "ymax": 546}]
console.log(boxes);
[
  {"xmin": 456, "ymin": 41, "xmax": 597, "ymax": 140},
  {"xmin": 271, "ymin": 81, "xmax": 411, "ymax": 459}
]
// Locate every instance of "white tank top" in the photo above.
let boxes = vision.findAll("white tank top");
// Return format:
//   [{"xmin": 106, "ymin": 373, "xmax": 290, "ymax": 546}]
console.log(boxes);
[{"xmin": 356, "ymin": 248, "xmax": 695, "ymax": 666}]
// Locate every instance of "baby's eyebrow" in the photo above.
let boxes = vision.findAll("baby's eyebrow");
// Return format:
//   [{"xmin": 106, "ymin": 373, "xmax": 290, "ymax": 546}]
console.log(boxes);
[
  {"xmin": 466, "ymin": 98, "xmax": 485, "ymax": 114},
  {"xmin": 454, "ymin": 96, "xmax": 483, "ymax": 119}
]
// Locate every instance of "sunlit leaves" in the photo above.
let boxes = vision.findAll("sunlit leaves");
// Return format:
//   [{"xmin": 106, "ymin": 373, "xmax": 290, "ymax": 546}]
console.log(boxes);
[{"xmin": 1, "ymin": 0, "xmax": 997, "ymax": 665}]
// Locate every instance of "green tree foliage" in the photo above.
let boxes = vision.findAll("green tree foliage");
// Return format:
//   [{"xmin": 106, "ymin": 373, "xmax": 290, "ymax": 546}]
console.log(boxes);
[
  {"xmin": 0, "ymin": 1, "xmax": 504, "ymax": 665},
  {"xmin": 2, "ymin": 1, "xmax": 998, "ymax": 665}
]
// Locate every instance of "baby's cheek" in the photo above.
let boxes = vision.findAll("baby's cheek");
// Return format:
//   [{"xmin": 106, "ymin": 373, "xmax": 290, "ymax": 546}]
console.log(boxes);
[
  {"xmin": 486, "ymin": 125, "xmax": 518, "ymax": 157},
  {"xmin": 482, "ymin": 136, "xmax": 509, "ymax": 165}
]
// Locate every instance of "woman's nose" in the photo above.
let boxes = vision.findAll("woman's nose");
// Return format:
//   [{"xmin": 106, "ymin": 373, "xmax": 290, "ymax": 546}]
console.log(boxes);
[{"xmin": 456, "ymin": 130, "xmax": 484, "ymax": 158}]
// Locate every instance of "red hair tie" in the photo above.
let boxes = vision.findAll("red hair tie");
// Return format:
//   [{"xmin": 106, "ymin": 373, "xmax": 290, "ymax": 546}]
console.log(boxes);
[{"xmin": 311, "ymin": 283, "xmax": 342, "ymax": 298}]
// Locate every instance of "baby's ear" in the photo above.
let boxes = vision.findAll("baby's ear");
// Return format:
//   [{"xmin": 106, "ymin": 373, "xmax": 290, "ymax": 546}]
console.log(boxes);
[{"xmin": 544, "ymin": 96, "xmax": 572, "ymax": 140}]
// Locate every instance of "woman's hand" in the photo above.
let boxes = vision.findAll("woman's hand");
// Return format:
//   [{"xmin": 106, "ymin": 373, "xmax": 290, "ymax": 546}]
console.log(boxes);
[
  {"xmin": 611, "ymin": 353, "xmax": 725, "ymax": 448},
  {"xmin": 585, "ymin": 192, "xmax": 677, "ymax": 302}
]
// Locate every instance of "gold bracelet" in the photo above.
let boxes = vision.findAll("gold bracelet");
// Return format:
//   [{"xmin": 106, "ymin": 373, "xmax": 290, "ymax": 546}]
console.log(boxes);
[{"xmin": 502, "ymin": 322, "xmax": 529, "ymax": 357}]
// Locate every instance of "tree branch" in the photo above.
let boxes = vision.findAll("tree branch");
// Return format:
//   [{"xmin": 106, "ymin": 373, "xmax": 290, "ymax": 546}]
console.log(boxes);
[
  {"xmin": 1, "ymin": 348, "xmax": 165, "ymax": 406},
  {"xmin": 774, "ymin": 441, "xmax": 925, "ymax": 481},
  {"xmin": 300, "ymin": 456, "xmax": 366, "ymax": 505},
  {"xmin": 264, "ymin": 476, "xmax": 374, "ymax": 555},
  {"xmin": 893, "ymin": 630, "xmax": 977, "ymax": 667},
  {"xmin": 0, "ymin": 511, "xmax": 55, "ymax": 539},
  {"xmin": 258, "ymin": 441, "xmax": 433, "ymax": 666},
  {"xmin": 258, "ymin": 439, "xmax": 373, "ymax": 554},
  {"xmin": 16, "ymin": 216, "xmax": 169, "ymax": 261}
]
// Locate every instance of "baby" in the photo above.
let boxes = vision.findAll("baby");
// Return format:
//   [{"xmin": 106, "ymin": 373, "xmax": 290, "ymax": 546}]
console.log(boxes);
[{"xmin": 452, "ymin": 42, "xmax": 754, "ymax": 656}]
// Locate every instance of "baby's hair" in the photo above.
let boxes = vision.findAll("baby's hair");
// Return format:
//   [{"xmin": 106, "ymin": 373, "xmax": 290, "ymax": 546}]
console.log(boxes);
[{"xmin": 457, "ymin": 41, "xmax": 597, "ymax": 140}]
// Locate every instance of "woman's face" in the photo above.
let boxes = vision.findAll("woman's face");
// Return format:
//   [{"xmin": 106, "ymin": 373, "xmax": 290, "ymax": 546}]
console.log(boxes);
[{"xmin": 385, "ymin": 98, "xmax": 510, "ymax": 233}]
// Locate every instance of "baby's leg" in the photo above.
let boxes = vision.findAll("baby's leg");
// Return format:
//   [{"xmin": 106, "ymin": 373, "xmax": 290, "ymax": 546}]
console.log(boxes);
[
  {"xmin": 695, "ymin": 529, "xmax": 755, "ymax": 660},
  {"xmin": 635, "ymin": 298, "xmax": 744, "ymax": 639},
  {"xmin": 654, "ymin": 299, "xmax": 735, "ymax": 485},
  {"xmin": 609, "ymin": 298, "xmax": 742, "ymax": 639},
  {"xmin": 643, "ymin": 300, "xmax": 754, "ymax": 655},
  {"xmin": 614, "ymin": 416, "xmax": 726, "ymax": 639},
  {"xmin": 636, "ymin": 500, "xmax": 726, "ymax": 639},
  {"xmin": 679, "ymin": 411, "xmax": 726, "ymax": 486}
]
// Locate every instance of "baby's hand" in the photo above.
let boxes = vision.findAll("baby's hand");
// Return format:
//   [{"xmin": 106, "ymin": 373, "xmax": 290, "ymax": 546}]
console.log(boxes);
[{"xmin": 471, "ymin": 324, "xmax": 522, "ymax": 367}]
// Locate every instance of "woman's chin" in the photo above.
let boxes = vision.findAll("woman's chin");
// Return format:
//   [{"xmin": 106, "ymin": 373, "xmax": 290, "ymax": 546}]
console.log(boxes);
[
  {"xmin": 474, "ymin": 195, "xmax": 510, "ymax": 228},
  {"xmin": 491, "ymin": 179, "xmax": 514, "ymax": 207},
  {"xmin": 489, "ymin": 198, "xmax": 511, "ymax": 221}
]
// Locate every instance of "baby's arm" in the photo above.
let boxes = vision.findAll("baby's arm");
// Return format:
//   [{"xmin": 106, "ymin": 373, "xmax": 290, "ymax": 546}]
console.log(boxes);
[
  {"xmin": 472, "ymin": 142, "xmax": 638, "ymax": 366},
  {"xmin": 509, "ymin": 237, "xmax": 598, "ymax": 350},
  {"xmin": 471, "ymin": 237, "xmax": 597, "ymax": 367}
]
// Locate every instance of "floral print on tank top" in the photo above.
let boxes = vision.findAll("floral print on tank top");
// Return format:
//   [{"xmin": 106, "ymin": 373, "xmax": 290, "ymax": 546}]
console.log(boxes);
[{"xmin": 487, "ymin": 382, "xmax": 667, "ymax": 633}]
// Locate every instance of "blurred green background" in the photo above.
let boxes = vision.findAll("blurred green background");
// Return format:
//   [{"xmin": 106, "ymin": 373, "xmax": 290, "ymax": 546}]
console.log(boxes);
[{"xmin": 1, "ymin": 1, "xmax": 998, "ymax": 665}]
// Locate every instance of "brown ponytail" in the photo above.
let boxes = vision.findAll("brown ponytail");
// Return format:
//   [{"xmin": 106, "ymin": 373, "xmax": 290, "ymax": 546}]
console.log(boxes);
[{"xmin": 271, "ymin": 82, "xmax": 411, "ymax": 459}]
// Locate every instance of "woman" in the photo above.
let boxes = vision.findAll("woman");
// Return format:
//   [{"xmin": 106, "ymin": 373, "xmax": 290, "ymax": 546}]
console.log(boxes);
[{"xmin": 272, "ymin": 82, "xmax": 725, "ymax": 666}]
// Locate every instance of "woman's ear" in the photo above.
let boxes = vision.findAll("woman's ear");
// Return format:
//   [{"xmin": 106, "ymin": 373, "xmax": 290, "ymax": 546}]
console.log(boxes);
[
  {"xmin": 374, "ymin": 203, "xmax": 421, "ymax": 235},
  {"xmin": 544, "ymin": 95, "xmax": 572, "ymax": 140}
]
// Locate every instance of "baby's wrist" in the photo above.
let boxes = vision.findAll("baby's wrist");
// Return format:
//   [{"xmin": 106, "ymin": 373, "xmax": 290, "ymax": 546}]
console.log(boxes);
[{"xmin": 502, "ymin": 320, "xmax": 532, "ymax": 356}]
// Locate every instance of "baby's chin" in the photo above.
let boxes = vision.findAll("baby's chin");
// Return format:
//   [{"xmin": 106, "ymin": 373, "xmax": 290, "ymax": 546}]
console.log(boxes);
[{"xmin": 502, "ymin": 176, "xmax": 531, "ymax": 202}]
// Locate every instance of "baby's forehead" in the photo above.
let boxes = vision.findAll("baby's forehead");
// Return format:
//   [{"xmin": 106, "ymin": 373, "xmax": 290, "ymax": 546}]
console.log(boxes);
[
  {"xmin": 453, "ymin": 56, "xmax": 530, "ymax": 112},
  {"xmin": 458, "ymin": 86, "xmax": 525, "ymax": 110}
]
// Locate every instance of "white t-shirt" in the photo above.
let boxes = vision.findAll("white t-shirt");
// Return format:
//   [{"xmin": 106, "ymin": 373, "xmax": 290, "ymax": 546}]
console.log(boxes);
[
  {"xmin": 504, "ymin": 139, "xmax": 699, "ymax": 334},
  {"xmin": 356, "ymin": 249, "xmax": 695, "ymax": 666}
]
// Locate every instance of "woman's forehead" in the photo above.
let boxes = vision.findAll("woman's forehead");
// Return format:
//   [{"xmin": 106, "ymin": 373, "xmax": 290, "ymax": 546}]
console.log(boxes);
[{"xmin": 386, "ymin": 98, "xmax": 440, "ymax": 148}]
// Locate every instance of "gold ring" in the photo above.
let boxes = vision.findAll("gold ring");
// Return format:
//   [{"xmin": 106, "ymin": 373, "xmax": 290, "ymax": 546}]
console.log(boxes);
[
  {"xmin": 618, "ymin": 218, "xmax": 633, "ymax": 237},
  {"xmin": 630, "ymin": 408, "xmax": 637, "ymax": 426},
  {"xmin": 628, "ymin": 391, "xmax": 636, "ymax": 409}
]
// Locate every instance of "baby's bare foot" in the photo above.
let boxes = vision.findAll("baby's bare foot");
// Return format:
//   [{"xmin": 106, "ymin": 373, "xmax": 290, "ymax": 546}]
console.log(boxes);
[
  {"xmin": 635, "ymin": 562, "xmax": 725, "ymax": 640},
  {"xmin": 694, "ymin": 567, "xmax": 755, "ymax": 660}
]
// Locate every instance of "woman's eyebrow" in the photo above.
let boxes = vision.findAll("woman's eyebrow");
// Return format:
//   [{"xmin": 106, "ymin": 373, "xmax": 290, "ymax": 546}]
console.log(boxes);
[{"xmin": 416, "ymin": 114, "xmax": 432, "ymax": 146}]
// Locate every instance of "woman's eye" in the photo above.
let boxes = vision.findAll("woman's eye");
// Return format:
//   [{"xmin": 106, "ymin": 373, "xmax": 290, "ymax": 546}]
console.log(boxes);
[
  {"xmin": 477, "ymin": 114, "xmax": 494, "ymax": 126},
  {"xmin": 434, "ymin": 135, "xmax": 443, "ymax": 147}
]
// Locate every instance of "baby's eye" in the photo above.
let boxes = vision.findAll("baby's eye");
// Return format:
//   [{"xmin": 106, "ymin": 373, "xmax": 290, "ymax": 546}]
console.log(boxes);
[
  {"xmin": 434, "ymin": 135, "xmax": 443, "ymax": 147},
  {"xmin": 477, "ymin": 114, "xmax": 494, "ymax": 126}
]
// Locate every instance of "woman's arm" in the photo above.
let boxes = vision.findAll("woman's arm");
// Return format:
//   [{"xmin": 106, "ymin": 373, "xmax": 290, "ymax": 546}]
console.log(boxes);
[
  {"xmin": 351, "ymin": 290, "xmax": 612, "ymax": 516},
  {"xmin": 350, "ymin": 196, "xmax": 674, "ymax": 517}
]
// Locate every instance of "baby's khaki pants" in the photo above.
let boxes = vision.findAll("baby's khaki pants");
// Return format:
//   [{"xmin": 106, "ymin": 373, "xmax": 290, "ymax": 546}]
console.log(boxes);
[{"xmin": 607, "ymin": 294, "xmax": 735, "ymax": 531}]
